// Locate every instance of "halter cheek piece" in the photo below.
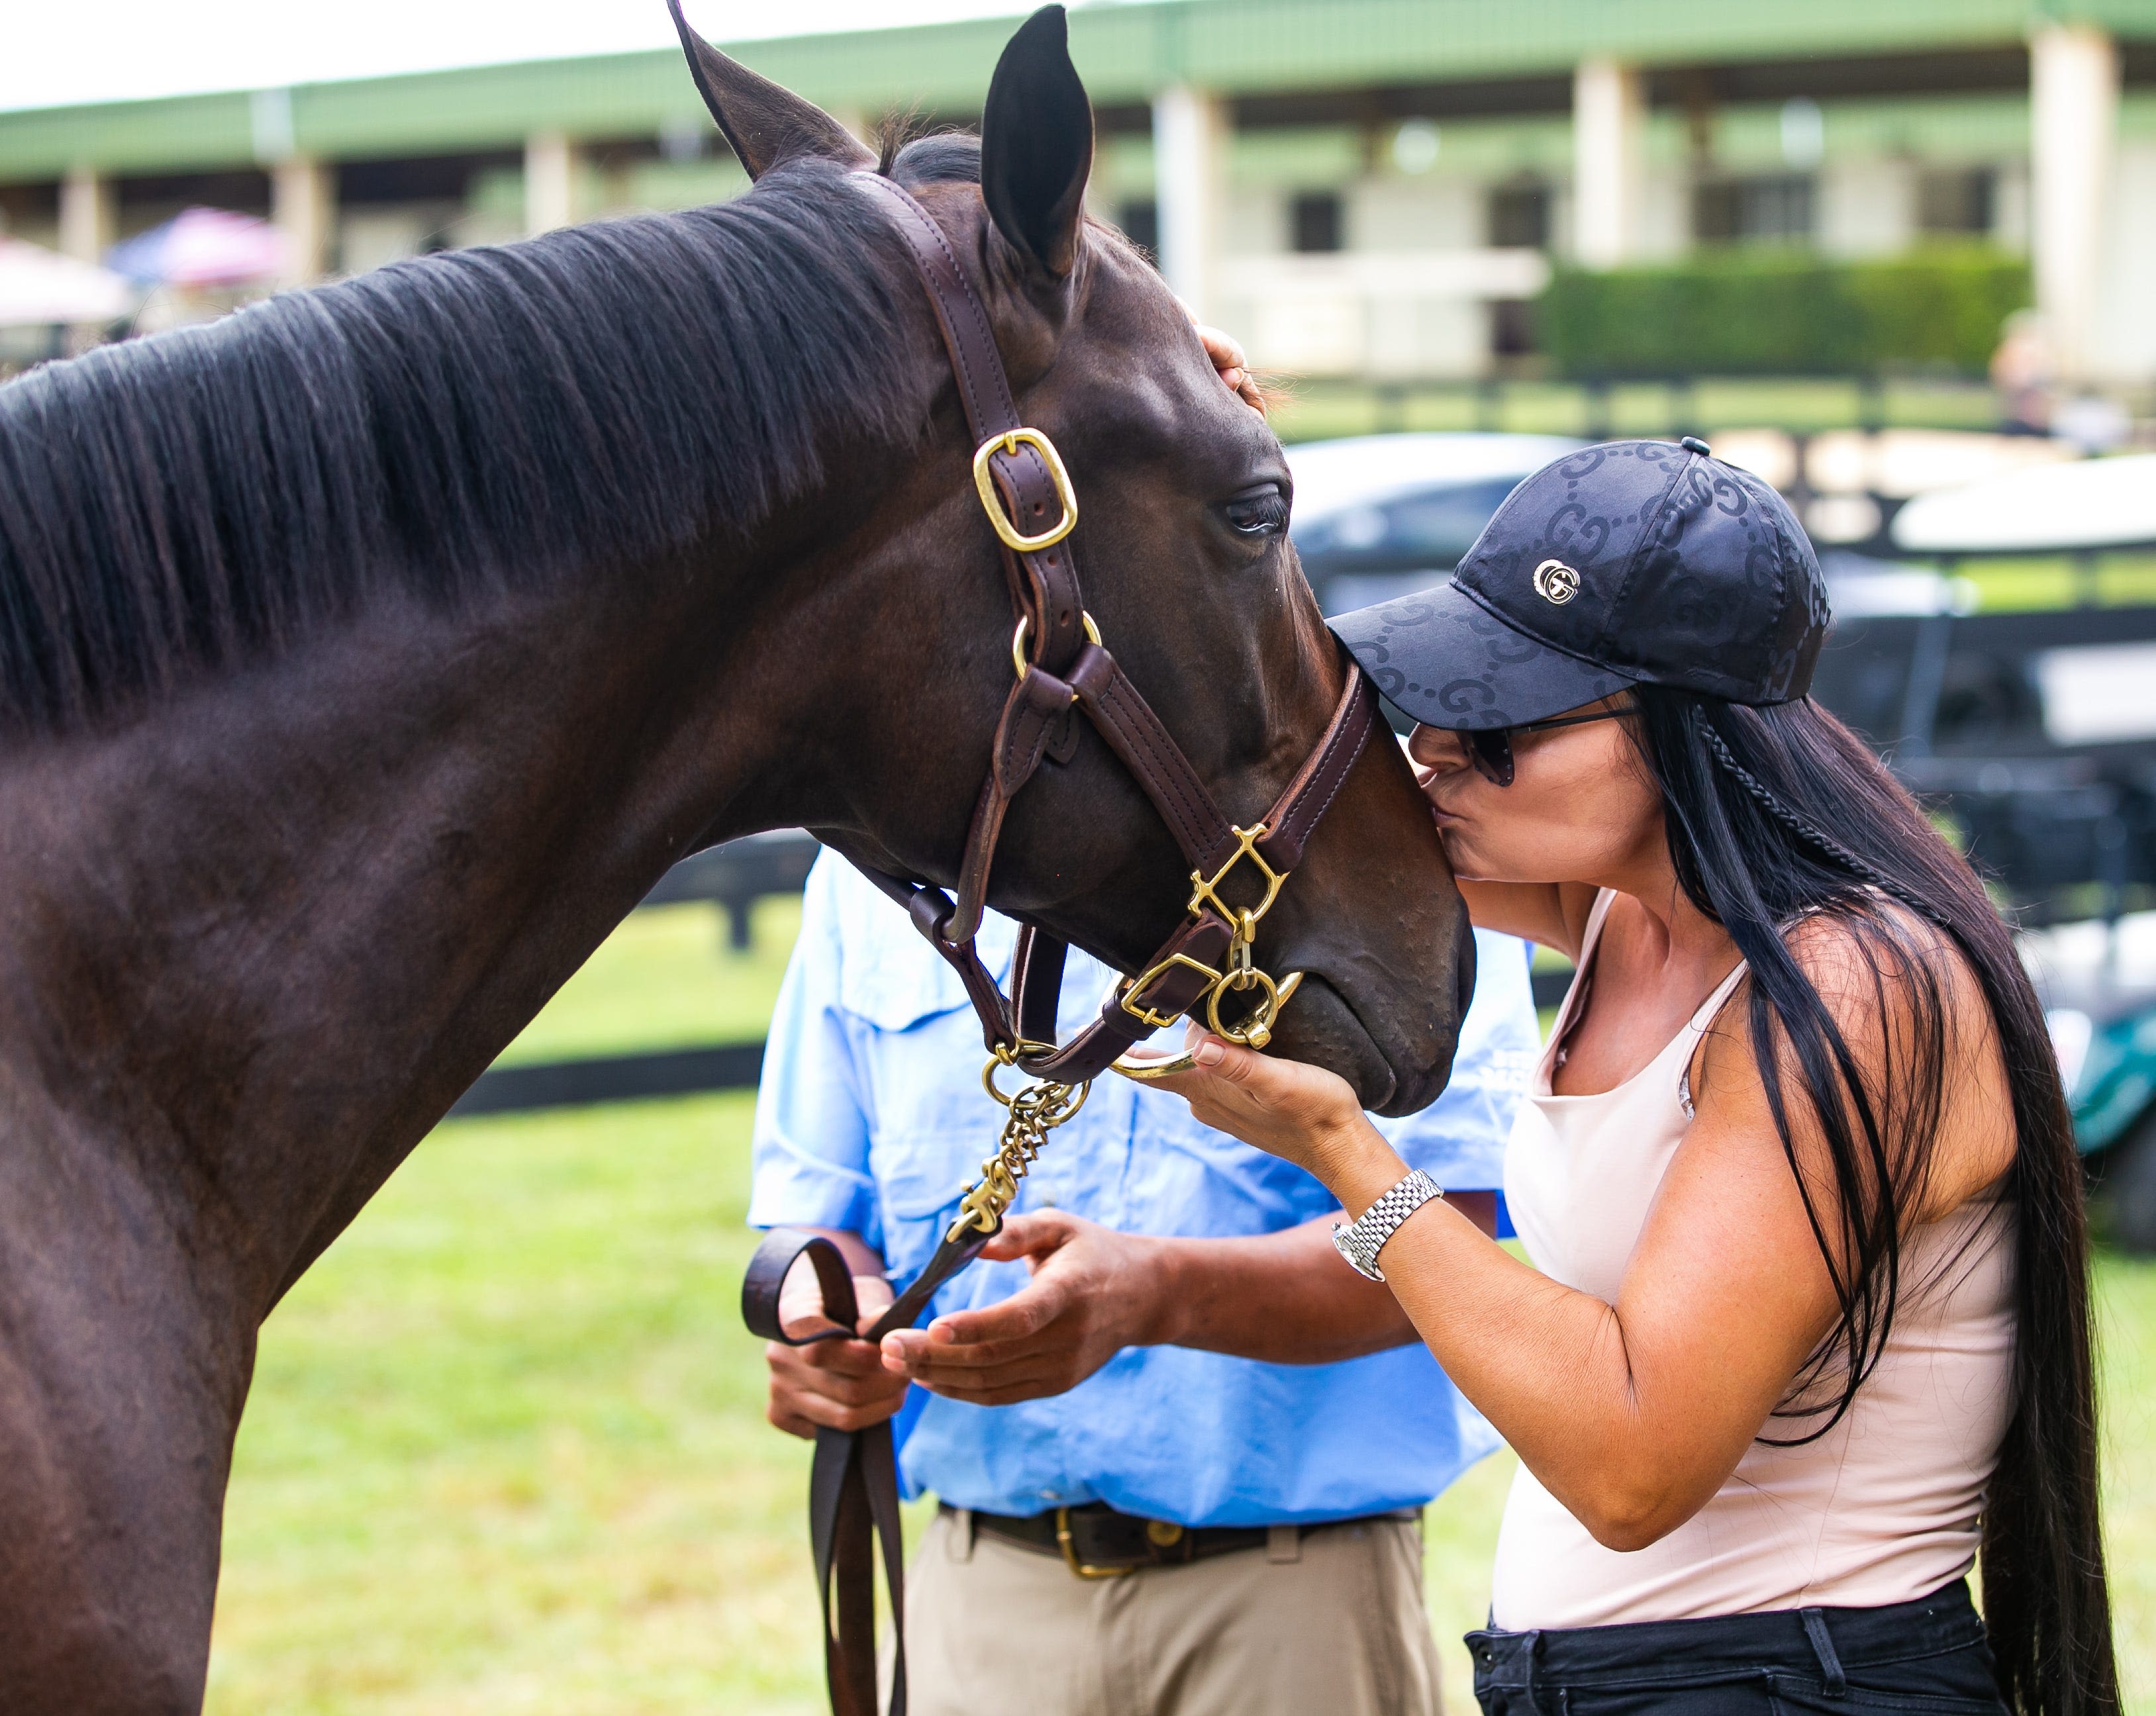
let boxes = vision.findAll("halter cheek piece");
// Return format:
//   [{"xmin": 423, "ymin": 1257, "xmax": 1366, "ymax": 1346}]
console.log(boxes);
[
  {"xmin": 740, "ymin": 174, "xmax": 1377, "ymax": 1716},
  {"xmin": 842, "ymin": 171, "xmax": 1377, "ymax": 1092}
]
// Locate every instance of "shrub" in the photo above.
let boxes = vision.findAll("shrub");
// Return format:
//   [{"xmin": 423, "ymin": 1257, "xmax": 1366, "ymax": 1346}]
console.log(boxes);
[{"xmin": 1538, "ymin": 246, "xmax": 2031, "ymax": 377}]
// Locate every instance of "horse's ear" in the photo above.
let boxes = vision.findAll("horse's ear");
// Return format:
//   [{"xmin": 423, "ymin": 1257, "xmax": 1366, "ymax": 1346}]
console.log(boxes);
[
  {"xmin": 981, "ymin": 6, "xmax": 1095, "ymax": 279},
  {"xmin": 666, "ymin": 0, "xmax": 873, "ymax": 179}
]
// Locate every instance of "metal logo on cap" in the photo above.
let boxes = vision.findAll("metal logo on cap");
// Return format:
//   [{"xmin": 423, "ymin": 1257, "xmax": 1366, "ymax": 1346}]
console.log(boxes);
[{"xmin": 1533, "ymin": 559, "xmax": 1580, "ymax": 605}]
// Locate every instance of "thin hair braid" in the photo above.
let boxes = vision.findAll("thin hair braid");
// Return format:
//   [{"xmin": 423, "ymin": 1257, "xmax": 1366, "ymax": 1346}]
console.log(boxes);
[{"xmin": 1690, "ymin": 706, "xmax": 1953, "ymax": 928}]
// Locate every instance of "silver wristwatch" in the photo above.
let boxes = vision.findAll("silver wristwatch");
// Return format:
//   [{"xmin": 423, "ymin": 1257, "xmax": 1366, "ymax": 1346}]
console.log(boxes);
[{"xmin": 1331, "ymin": 1170, "xmax": 1444, "ymax": 1282}]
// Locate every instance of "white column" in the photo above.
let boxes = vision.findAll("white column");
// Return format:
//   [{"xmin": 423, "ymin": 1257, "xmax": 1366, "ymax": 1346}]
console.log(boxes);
[
  {"xmin": 272, "ymin": 157, "xmax": 335, "ymax": 285},
  {"xmin": 1572, "ymin": 58, "xmax": 1645, "ymax": 269},
  {"xmin": 524, "ymin": 130, "xmax": 579, "ymax": 236},
  {"xmin": 2031, "ymin": 23, "xmax": 2118, "ymax": 383},
  {"xmin": 59, "ymin": 165, "xmax": 115, "ymax": 264},
  {"xmin": 1153, "ymin": 85, "xmax": 1227, "ymax": 318}
]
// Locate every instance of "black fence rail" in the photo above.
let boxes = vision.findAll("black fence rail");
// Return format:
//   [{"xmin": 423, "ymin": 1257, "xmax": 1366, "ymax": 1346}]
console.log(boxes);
[{"xmin": 451, "ymin": 1042, "xmax": 766, "ymax": 1118}]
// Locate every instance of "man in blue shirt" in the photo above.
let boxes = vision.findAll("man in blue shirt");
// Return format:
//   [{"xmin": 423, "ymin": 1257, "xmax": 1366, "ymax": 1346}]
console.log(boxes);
[{"xmin": 750, "ymin": 853, "xmax": 1538, "ymax": 1716}]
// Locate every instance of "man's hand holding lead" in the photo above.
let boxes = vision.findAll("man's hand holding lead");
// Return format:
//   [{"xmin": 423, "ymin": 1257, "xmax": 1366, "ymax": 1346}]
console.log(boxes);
[{"xmin": 764, "ymin": 1270, "xmax": 909, "ymax": 1439}]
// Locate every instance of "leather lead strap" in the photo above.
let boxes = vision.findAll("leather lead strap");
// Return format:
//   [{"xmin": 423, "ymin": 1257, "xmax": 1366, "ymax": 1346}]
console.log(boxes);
[{"xmin": 742, "ymin": 1227, "xmax": 999, "ymax": 1716}]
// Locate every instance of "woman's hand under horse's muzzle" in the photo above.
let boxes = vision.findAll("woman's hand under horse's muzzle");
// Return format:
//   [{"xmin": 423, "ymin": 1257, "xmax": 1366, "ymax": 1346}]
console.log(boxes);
[{"xmin": 1149, "ymin": 1025, "xmax": 1412, "ymax": 1221}]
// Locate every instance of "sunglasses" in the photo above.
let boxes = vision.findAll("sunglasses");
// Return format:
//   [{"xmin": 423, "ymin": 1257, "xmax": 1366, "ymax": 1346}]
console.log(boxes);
[{"xmin": 1459, "ymin": 705, "xmax": 1631, "ymax": 788}]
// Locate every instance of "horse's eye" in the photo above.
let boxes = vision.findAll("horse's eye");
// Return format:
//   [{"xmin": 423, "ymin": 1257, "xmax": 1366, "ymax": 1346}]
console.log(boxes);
[{"xmin": 1222, "ymin": 485, "xmax": 1290, "ymax": 538}]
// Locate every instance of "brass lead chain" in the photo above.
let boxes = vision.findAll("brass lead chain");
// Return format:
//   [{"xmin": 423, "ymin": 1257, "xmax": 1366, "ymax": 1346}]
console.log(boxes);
[{"xmin": 947, "ymin": 1050, "xmax": 1092, "ymax": 1242}]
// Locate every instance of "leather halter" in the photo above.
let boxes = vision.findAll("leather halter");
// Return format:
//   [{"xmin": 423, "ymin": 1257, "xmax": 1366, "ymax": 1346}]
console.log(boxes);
[
  {"xmin": 740, "ymin": 175, "xmax": 1379, "ymax": 1716},
  {"xmin": 846, "ymin": 171, "xmax": 1379, "ymax": 1084}
]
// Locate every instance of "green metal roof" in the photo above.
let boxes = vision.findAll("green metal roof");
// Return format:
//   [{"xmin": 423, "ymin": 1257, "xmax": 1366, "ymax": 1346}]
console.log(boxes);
[{"xmin": 3, "ymin": 0, "xmax": 2155, "ymax": 182}]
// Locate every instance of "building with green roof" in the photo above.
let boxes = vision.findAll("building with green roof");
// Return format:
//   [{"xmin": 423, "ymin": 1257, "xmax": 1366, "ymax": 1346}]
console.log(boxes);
[{"xmin": 3, "ymin": 1, "xmax": 2153, "ymax": 379}]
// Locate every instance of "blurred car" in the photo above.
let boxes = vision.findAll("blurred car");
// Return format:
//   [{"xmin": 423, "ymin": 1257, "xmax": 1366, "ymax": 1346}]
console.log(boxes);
[
  {"xmin": 2030, "ymin": 918, "xmax": 2156, "ymax": 1255},
  {"xmin": 1287, "ymin": 432, "xmax": 1961, "ymax": 620},
  {"xmin": 1286, "ymin": 432, "xmax": 1583, "ymax": 616}
]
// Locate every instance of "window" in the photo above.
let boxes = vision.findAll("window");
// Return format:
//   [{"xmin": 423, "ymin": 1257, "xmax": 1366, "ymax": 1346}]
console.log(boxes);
[
  {"xmin": 1694, "ymin": 173, "xmax": 1816, "ymax": 244},
  {"xmin": 1290, "ymin": 191, "xmax": 1344, "ymax": 254},
  {"xmin": 1118, "ymin": 197, "xmax": 1158, "ymax": 260},
  {"xmin": 1490, "ymin": 299, "xmax": 1537, "ymax": 358},
  {"xmin": 1917, "ymin": 167, "xmax": 1995, "ymax": 237},
  {"xmin": 1487, "ymin": 179, "xmax": 1551, "ymax": 250}
]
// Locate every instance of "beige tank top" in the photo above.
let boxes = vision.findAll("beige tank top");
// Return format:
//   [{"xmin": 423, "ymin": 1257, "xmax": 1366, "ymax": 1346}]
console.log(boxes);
[{"xmin": 1491, "ymin": 889, "xmax": 2016, "ymax": 1629}]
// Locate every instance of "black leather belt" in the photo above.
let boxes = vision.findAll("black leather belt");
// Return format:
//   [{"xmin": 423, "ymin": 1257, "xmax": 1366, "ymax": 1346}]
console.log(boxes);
[{"xmin": 946, "ymin": 1500, "xmax": 1420, "ymax": 1580}]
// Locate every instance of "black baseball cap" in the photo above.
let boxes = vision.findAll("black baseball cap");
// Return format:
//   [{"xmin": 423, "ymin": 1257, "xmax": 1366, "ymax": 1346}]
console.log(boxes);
[{"xmin": 1329, "ymin": 438, "xmax": 1830, "ymax": 731}]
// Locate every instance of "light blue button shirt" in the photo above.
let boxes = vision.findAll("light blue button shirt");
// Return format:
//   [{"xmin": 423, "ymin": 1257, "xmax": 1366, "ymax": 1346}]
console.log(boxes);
[{"xmin": 748, "ymin": 851, "xmax": 1538, "ymax": 1527}]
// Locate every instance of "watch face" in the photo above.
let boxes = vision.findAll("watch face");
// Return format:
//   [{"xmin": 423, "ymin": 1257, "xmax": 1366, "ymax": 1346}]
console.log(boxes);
[{"xmin": 1332, "ymin": 1221, "xmax": 1382, "ymax": 1281}]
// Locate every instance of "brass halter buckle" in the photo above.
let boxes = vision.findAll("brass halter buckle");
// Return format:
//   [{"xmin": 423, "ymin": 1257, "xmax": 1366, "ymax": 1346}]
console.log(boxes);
[
  {"xmin": 1116, "ymin": 949, "xmax": 1227, "ymax": 1031},
  {"xmin": 947, "ymin": 1043, "xmax": 1092, "ymax": 1242},
  {"xmin": 973, "ymin": 428, "xmax": 1079, "ymax": 554}
]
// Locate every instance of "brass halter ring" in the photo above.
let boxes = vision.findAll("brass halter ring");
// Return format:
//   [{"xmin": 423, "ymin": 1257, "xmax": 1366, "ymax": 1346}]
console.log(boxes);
[
  {"xmin": 981, "ymin": 1042, "xmax": 1092, "ymax": 1118},
  {"xmin": 1112, "ymin": 826, "xmax": 1308, "ymax": 1063},
  {"xmin": 1011, "ymin": 610, "xmax": 1102, "ymax": 681},
  {"xmin": 1205, "ymin": 965, "xmax": 1305, "ymax": 1050}
]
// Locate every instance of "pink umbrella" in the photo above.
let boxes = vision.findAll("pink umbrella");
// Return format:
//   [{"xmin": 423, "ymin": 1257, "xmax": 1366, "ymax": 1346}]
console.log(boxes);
[{"xmin": 107, "ymin": 207, "xmax": 285, "ymax": 289}]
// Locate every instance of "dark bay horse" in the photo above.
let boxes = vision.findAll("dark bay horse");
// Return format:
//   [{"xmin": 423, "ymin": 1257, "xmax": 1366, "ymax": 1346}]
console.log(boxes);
[{"xmin": 0, "ymin": 9, "xmax": 1470, "ymax": 1710}]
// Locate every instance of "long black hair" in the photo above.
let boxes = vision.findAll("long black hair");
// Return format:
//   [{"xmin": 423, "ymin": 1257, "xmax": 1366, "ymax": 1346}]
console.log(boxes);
[{"xmin": 1627, "ymin": 685, "xmax": 2113, "ymax": 1715}]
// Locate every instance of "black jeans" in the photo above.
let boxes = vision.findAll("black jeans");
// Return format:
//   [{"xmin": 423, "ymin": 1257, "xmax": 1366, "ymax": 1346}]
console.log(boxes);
[{"xmin": 1467, "ymin": 1580, "xmax": 2008, "ymax": 1714}]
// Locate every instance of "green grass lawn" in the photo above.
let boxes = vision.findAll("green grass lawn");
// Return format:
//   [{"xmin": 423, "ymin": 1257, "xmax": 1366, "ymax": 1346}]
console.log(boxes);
[{"xmin": 205, "ymin": 902, "xmax": 2156, "ymax": 1713}]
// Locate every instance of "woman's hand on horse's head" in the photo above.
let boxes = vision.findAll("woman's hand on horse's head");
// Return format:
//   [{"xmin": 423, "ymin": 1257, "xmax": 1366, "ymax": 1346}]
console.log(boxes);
[
  {"xmin": 1154, "ymin": 1024, "xmax": 1376, "ymax": 1186},
  {"xmin": 1195, "ymin": 321, "xmax": 1265, "ymax": 414}
]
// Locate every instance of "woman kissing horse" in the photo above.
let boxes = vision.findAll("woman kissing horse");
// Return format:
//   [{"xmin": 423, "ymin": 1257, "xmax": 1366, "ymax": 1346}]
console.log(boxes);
[{"xmin": 0, "ymin": 9, "xmax": 1469, "ymax": 1711}]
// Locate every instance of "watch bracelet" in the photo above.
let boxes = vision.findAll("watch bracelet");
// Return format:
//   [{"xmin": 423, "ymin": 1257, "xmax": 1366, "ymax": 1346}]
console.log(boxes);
[{"xmin": 1331, "ymin": 1168, "xmax": 1444, "ymax": 1282}]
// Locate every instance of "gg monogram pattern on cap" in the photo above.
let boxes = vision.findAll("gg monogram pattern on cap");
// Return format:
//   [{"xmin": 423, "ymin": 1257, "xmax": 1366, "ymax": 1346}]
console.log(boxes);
[
  {"xmin": 1331, "ymin": 580, "xmax": 1630, "ymax": 732},
  {"xmin": 1328, "ymin": 438, "xmax": 1830, "ymax": 732}
]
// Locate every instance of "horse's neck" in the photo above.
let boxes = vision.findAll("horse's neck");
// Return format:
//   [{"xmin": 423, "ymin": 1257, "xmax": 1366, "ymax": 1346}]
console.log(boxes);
[{"xmin": 0, "ymin": 556, "xmax": 793, "ymax": 1316}]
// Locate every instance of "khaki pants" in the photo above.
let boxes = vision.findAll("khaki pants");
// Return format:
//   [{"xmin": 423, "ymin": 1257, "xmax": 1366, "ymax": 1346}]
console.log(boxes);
[{"xmin": 901, "ymin": 1509, "xmax": 1444, "ymax": 1716}]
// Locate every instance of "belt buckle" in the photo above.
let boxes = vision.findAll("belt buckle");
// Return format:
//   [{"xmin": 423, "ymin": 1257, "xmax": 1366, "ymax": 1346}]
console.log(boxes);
[{"xmin": 1055, "ymin": 1507, "xmax": 1136, "ymax": 1580}]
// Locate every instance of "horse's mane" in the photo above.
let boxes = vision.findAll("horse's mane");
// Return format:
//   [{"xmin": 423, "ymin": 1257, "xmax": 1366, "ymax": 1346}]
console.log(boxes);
[{"xmin": 0, "ymin": 147, "xmax": 967, "ymax": 737}]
